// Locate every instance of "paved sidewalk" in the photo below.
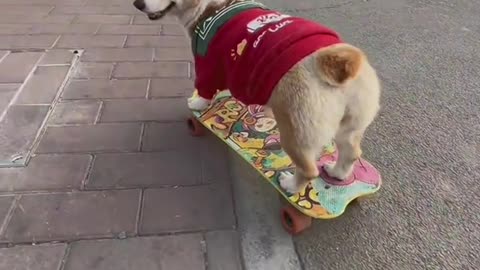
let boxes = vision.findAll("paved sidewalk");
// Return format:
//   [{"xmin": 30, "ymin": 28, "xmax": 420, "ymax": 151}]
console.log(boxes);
[{"xmin": 0, "ymin": 1, "xmax": 243, "ymax": 269}]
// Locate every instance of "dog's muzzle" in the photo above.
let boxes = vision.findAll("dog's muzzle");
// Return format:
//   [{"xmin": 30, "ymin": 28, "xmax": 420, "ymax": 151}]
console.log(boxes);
[{"xmin": 133, "ymin": 0, "xmax": 176, "ymax": 21}]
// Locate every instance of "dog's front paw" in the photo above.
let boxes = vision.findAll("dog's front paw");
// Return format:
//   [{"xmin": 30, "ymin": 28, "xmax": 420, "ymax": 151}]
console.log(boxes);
[
  {"xmin": 188, "ymin": 96, "xmax": 211, "ymax": 111},
  {"xmin": 279, "ymin": 172, "xmax": 301, "ymax": 194},
  {"xmin": 324, "ymin": 162, "xmax": 349, "ymax": 181}
]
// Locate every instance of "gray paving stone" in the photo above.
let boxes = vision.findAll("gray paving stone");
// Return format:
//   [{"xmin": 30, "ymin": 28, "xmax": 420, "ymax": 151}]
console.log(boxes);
[
  {"xmin": 0, "ymin": 52, "xmax": 43, "ymax": 83},
  {"xmin": 141, "ymin": 122, "xmax": 199, "ymax": 152},
  {"xmin": 112, "ymin": 61, "xmax": 190, "ymax": 78},
  {"xmin": 104, "ymin": 5, "xmax": 139, "ymax": 15},
  {"xmin": 0, "ymin": 244, "xmax": 67, "ymax": 270},
  {"xmin": 0, "ymin": 155, "xmax": 91, "ymax": 192},
  {"xmin": 88, "ymin": 152, "xmax": 201, "ymax": 189},
  {"xmin": 0, "ymin": 105, "xmax": 49, "ymax": 166},
  {"xmin": 154, "ymin": 48, "xmax": 193, "ymax": 61},
  {"xmin": 199, "ymin": 136, "xmax": 232, "ymax": 185},
  {"xmin": 0, "ymin": 24, "xmax": 33, "ymax": 35},
  {"xmin": 62, "ymin": 79, "xmax": 148, "ymax": 99},
  {"xmin": 31, "ymin": 23, "xmax": 99, "ymax": 35},
  {"xmin": 15, "ymin": 66, "xmax": 70, "ymax": 104},
  {"xmin": 0, "ymin": 84, "xmax": 19, "ymax": 114},
  {"xmin": 125, "ymin": 35, "xmax": 189, "ymax": 48},
  {"xmin": 83, "ymin": 0, "xmax": 117, "ymax": 6},
  {"xmin": 141, "ymin": 124, "xmax": 230, "ymax": 182},
  {"xmin": 0, "ymin": 15, "xmax": 74, "ymax": 25},
  {"xmin": 99, "ymin": 98, "xmax": 190, "ymax": 122},
  {"xmin": 56, "ymin": 35, "xmax": 126, "ymax": 49},
  {"xmin": 0, "ymin": 196, "xmax": 14, "ymax": 227},
  {"xmin": 64, "ymin": 235, "xmax": 205, "ymax": 270},
  {"xmin": 49, "ymin": 101, "xmax": 101, "ymax": 125},
  {"xmin": 0, "ymin": 50, "xmax": 7, "ymax": 59},
  {"xmin": 97, "ymin": 25, "xmax": 161, "ymax": 35},
  {"xmin": 36, "ymin": 124, "xmax": 142, "ymax": 153},
  {"xmin": 2, "ymin": 190, "xmax": 140, "ymax": 243},
  {"xmin": 0, "ymin": 35, "xmax": 58, "ymax": 50},
  {"xmin": 206, "ymin": 230, "xmax": 243, "ymax": 270},
  {"xmin": 72, "ymin": 62, "xmax": 113, "ymax": 79},
  {"xmin": 91, "ymin": 127, "xmax": 229, "ymax": 185},
  {"xmin": 71, "ymin": 0, "xmax": 103, "ymax": 6},
  {"xmin": 39, "ymin": 50, "xmax": 76, "ymax": 65},
  {"xmin": 161, "ymin": 24, "xmax": 185, "ymax": 36},
  {"xmin": 50, "ymin": 6, "xmax": 105, "ymax": 15},
  {"xmin": 0, "ymin": 6, "xmax": 52, "ymax": 16},
  {"xmin": 149, "ymin": 78, "xmax": 193, "ymax": 97},
  {"xmin": 140, "ymin": 184, "xmax": 235, "ymax": 234},
  {"xmin": 73, "ymin": 14, "xmax": 131, "ymax": 24},
  {"xmin": 81, "ymin": 48, "xmax": 154, "ymax": 62}
]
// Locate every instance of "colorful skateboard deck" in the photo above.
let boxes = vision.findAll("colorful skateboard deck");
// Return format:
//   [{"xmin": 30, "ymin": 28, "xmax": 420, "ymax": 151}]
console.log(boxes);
[{"xmin": 189, "ymin": 90, "xmax": 381, "ymax": 220}]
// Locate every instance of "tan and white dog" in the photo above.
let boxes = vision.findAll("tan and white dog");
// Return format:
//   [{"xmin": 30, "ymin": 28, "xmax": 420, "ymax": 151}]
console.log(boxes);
[{"xmin": 133, "ymin": 0, "xmax": 381, "ymax": 194}]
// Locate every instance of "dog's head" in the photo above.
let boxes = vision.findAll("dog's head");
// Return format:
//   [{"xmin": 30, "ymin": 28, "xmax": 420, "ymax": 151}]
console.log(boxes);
[{"xmin": 133, "ymin": 0, "xmax": 206, "ymax": 20}]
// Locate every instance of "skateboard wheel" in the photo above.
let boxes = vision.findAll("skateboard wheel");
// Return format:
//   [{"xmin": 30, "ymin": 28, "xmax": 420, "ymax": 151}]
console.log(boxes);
[
  {"xmin": 187, "ymin": 117, "xmax": 204, "ymax": 137},
  {"xmin": 280, "ymin": 205, "xmax": 312, "ymax": 235}
]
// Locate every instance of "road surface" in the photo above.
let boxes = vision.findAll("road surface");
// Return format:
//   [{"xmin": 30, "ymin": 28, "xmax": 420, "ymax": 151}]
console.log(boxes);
[{"xmin": 260, "ymin": 0, "xmax": 479, "ymax": 269}]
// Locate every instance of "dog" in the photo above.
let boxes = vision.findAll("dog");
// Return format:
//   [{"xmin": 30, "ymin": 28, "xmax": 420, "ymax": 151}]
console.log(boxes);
[{"xmin": 133, "ymin": 0, "xmax": 381, "ymax": 194}]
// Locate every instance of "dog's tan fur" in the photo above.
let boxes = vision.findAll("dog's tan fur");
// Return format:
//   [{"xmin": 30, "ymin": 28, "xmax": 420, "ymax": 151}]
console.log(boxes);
[{"xmin": 134, "ymin": 0, "xmax": 381, "ymax": 193}]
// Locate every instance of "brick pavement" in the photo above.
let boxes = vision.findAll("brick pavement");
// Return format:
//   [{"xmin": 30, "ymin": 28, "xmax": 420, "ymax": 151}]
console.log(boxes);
[{"xmin": 0, "ymin": 1, "xmax": 242, "ymax": 269}]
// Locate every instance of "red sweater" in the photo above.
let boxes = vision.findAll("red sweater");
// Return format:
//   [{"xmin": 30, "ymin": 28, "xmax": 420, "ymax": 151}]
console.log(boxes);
[{"xmin": 192, "ymin": 5, "xmax": 342, "ymax": 105}]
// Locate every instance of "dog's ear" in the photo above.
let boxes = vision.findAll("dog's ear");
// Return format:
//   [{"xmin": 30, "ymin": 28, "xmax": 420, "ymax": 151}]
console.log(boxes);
[{"xmin": 316, "ymin": 44, "xmax": 364, "ymax": 86}]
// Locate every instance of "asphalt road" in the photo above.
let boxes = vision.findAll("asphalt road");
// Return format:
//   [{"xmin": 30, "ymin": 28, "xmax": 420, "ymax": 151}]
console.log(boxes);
[{"xmin": 260, "ymin": 0, "xmax": 479, "ymax": 269}]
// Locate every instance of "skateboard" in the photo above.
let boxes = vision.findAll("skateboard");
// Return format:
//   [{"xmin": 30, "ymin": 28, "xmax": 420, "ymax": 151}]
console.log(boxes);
[{"xmin": 187, "ymin": 90, "xmax": 381, "ymax": 235}]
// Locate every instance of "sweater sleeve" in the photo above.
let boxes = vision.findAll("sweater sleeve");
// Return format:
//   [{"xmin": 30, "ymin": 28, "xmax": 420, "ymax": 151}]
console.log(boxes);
[{"xmin": 194, "ymin": 53, "xmax": 225, "ymax": 100}]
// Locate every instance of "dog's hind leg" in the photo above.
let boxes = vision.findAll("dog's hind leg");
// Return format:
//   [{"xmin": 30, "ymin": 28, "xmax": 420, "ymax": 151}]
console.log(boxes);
[
  {"xmin": 268, "ymin": 58, "xmax": 343, "ymax": 193},
  {"xmin": 278, "ymin": 134, "xmax": 320, "ymax": 194},
  {"xmin": 324, "ymin": 120, "xmax": 365, "ymax": 180},
  {"xmin": 269, "ymin": 85, "xmax": 335, "ymax": 194},
  {"xmin": 324, "ymin": 91, "xmax": 379, "ymax": 180},
  {"xmin": 276, "ymin": 118, "xmax": 336, "ymax": 193}
]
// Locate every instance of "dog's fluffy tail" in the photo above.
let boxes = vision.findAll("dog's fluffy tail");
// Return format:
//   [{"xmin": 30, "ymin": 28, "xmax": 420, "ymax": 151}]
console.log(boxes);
[{"xmin": 315, "ymin": 44, "xmax": 365, "ymax": 86}]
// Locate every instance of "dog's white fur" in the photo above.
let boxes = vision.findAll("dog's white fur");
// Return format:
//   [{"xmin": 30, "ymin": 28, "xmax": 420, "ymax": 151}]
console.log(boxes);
[
  {"xmin": 136, "ymin": 0, "xmax": 381, "ymax": 193},
  {"xmin": 144, "ymin": 0, "xmax": 172, "ymax": 13},
  {"xmin": 187, "ymin": 95, "xmax": 210, "ymax": 110}
]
